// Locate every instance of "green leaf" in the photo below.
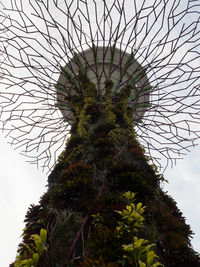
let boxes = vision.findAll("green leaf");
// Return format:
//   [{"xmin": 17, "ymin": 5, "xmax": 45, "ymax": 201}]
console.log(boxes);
[
  {"xmin": 123, "ymin": 53, "xmax": 134, "ymax": 72},
  {"xmin": 133, "ymin": 237, "xmax": 148, "ymax": 248},
  {"xmin": 32, "ymin": 253, "xmax": 39, "ymax": 264},
  {"xmin": 147, "ymin": 251, "xmax": 156, "ymax": 266},
  {"xmin": 123, "ymin": 191, "xmax": 136, "ymax": 202},
  {"xmin": 73, "ymin": 52, "xmax": 84, "ymax": 71},
  {"xmin": 60, "ymin": 66, "xmax": 79, "ymax": 88},
  {"xmin": 152, "ymin": 262, "xmax": 164, "ymax": 267},
  {"xmin": 126, "ymin": 205, "xmax": 132, "ymax": 212},
  {"xmin": 136, "ymin": 203, "xmax": 142, "ymax": 211},
  {"xmin": 20, "ymin": 258, "xmax": 33, "ymax": 266},
  {"xmin": 40, "ymin": 228, "xmax": 47, "ymax": 243},
  {"xmin": 55, "ymin": 102, "xmax": 69, "ymax": 108},
  {"xmin": 54, "ymin": 84, "xmax": 66, "ymax": 92},
  {"xmin": 139, "ymin": 260, "xmax": 147, "ymax": 267},
  {"xmin": 122, "ymin": 244, "xmax": 133, "ymax": 252}
]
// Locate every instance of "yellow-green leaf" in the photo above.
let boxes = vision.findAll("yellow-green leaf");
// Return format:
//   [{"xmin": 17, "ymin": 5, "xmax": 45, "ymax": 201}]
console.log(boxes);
[
  {"xmin": 152, "ymin": 262, "xmax": 164, "ymax": 267},
  {"xmin": 139, "ymin": 260, "xmax": 146, "ymax": 267},
  {"xmin": 147, "ymin": 251, "xmax": 156, "ymax": 266},
  {"xmin": 32, "ymin": 253, "xmax": 39, "ymax": 264},
  {"xmin": 40, "ymin": 228, "xmax": 47, "ymax": 243},
  {"xmin": 136, "ymin": 203, "xmax": 142, "ymax": 210}
]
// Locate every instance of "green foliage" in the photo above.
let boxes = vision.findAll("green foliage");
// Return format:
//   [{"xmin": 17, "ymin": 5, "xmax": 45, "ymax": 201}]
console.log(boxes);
[
  {"xmin": 14, "ymin": 229, "xmax": 47, "ymax": 267},
  {"xmin": 116, "ymin": 192, "xmax": 145, "ymax": 235},
  {"xmin": 50, "ymin": 175, "xmax": 95, "ymax": 210},
  {"xmin": 122, "ymin": 237, "xmax": 161, "ymax": 267},
  {"xmin": 116, "ymin": 192, "xmax": 162, "ymax": 267},
  {"xmin": 104, "ymin": 80, "xmax": 116, "ymax": 126},
  {"xmin": 82, "ymin": 192, "xmax": 163, "ymax": 267},
  {"xmin": 60, "ymin": 66, "xmax": 79, "ymax": 88}
]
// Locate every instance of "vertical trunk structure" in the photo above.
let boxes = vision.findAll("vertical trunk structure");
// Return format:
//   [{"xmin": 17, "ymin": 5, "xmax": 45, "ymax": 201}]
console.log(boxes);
[{"xmin": 11, "ymin": 72, "xmax": 200, "ymax": 267}]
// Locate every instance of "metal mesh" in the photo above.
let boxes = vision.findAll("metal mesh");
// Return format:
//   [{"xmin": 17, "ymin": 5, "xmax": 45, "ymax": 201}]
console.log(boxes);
[{"xmin": 0, "ymin": 0, "xmax": 200, "ymax": 172}]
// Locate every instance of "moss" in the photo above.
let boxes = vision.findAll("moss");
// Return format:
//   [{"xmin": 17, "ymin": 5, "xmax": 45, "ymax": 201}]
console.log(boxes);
[
  {"xmin": 113, "ymin": 85, "xmax": 133, "ymax": 128},
  {"xmin": 59, "ymin": 162, "xmax": 92, "ymax": 181},
  {"xmin": 64, "ymin": 144, "xmax": 85, "ymax": 165},
  {"xmin": 76, "ymin": 71, "xmax": 98, "ymax": 139},
  {"xmin": 49, "ymin": 176, "xmax": 95, "ymax": 211},
  {"xmin": 104, "ymin": 80, "xmax": 116, "ymax": 126}
]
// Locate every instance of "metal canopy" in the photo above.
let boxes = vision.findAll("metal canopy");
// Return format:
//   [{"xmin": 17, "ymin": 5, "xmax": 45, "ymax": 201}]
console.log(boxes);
[{"xmin": 0, "ymin": 0, "xmax": 200, "ymax": 171}]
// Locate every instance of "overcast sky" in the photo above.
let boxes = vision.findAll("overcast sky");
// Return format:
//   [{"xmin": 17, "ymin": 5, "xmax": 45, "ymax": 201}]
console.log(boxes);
[{"xmin": 0, "ymin": 135, "xmax": 200, "ymax": 266}]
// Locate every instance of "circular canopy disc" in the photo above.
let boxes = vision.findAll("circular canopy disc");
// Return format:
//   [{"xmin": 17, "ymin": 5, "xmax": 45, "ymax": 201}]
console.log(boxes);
[{"xmin": 57, "ymin": 46, "xmax": 150, "ymax": 124}]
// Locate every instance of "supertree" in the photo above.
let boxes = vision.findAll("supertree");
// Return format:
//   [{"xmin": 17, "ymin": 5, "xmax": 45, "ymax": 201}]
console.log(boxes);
[{"xmin": 0, "ymin": 0, "xmax": 200, "ymax": 266}]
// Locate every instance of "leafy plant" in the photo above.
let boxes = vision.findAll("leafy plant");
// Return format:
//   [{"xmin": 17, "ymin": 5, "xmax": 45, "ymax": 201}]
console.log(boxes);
[
  {"xmin": 82, "ymin": 191, "xmax": 163, "ymax": 266},
  {"xmin": 116, "ymin": 192, "xmax": 163, "ymax": 266},
  {"xmin": 122, "ymin": 237, "xmax": 162, "ymax": 267},
  {"xmin": 14, "ymin": 228, "xmax": 47, "ymax": 267}
]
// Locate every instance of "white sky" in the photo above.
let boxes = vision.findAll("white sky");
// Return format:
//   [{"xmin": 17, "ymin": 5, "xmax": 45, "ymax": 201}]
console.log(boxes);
[
  {"xmin": 0, "ymin": 137, "xmax": 47, "ymax": 266},
  {"xmin": 0, "ymin": 135, "xmax": 200, "ymax": 266}
]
